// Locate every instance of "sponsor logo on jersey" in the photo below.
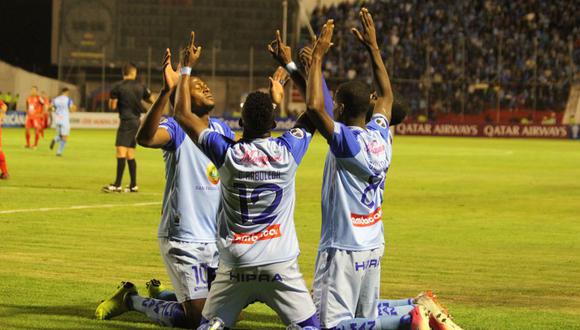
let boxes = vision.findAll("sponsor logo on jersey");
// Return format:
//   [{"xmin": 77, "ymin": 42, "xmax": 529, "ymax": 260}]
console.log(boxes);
[
  {"xmin": 351, "ymin": 207, "xmax": 382, "ymax": 227},
  {"xmin": 367, "ymin": 140, "xmax": 386, "ymax": 154},
  {"xmin": 289, "ymin": 128, "xmax": 305, "ymax": 139},
  {"xmin": 240, "ymin": 148, "xmax": 283, "ymax": 167},
  {"xmin": 206, "ymin": 163, "xmax": 220, "ymax": 185},
  {"xmin": 232, "ymin": 224, "xmax": 282, "ymax": 244},
  {"xmin": 375, "ymin": 116, "xmax": 387, "ymax": 129}
]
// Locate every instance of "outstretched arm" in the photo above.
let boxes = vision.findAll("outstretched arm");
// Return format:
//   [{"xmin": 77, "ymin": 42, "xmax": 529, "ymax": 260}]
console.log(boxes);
[
  {"xmin": 137, "ymin": 48, "xmax": 179, "ymax": 148},
  {"xmin": 268, "ymin": 30, "xmax": 308, "ymax": 98},
  {"xmin": 352, "ymin": 8, "xmax": 393, "ymax": 121},
  {"xmin": 305, "ymin": 20, "xmax": 335, "ymax": 140},
  {"xmin": 173, "ymin": 32, "xmax": 207, "ymax": 143}
]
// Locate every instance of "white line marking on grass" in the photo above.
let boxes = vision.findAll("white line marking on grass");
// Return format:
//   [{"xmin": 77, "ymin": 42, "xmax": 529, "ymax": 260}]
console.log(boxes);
[{"xmin": 0, "ymin": 202, "xmax": 161, "ymax": 215}]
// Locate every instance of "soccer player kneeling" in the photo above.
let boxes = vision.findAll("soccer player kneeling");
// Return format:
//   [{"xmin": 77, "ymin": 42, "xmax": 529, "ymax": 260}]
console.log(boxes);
[
  {"xmin": 174, "ymin": 32, "xmax": 320, "ymax": 329},
  {"xmin": 306, "ymin": 12, "xmax": 463, "ymax": 330},
  {"xmin": 95, "ymin": 48, "xmax": 234, "ymax": 328}
]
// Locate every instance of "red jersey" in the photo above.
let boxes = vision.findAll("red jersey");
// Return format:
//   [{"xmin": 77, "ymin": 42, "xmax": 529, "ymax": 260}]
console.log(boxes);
[{"xmin": 26, "ymin": 95, "xmax": 45, "ymax": 117}]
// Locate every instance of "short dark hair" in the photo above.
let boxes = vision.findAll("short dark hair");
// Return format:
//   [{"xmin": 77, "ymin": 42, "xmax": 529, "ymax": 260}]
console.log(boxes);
[
  {"xmin": 365, "ymin": 89, "xmax": 409, "ymax": 126},
  {"xmin": 122, "ymin": 63, "xmax": 137, "ymax": 76},
  {"xmin": 336, "ymin": 80, "xmax": 371, "ymax": 118},
  {"xmin": 61, "ymin": 87, "xmax": 69, "ymax": 94},
  {"xmin": 242, "ymin": 92, "xmax": 274, "ymax": 134}
]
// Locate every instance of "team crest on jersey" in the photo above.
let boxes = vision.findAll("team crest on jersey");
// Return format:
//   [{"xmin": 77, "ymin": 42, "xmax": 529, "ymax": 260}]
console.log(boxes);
[
  {"xmin": 206, "ymin": 163, "xmax": 220, "ymax": 185},
  {"xmin": 289, "ymin": 128, "xmax": 304, "ymax": 139},
  {"xmin": 374, "ymin": 117, "xmax": 387, "ymax": 129}
]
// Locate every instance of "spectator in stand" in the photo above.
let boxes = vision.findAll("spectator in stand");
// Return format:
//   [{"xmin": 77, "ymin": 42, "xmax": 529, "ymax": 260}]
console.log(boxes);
[{"xmin": 310, "ymin": 0, "xmax": 579, "ymax": 121}]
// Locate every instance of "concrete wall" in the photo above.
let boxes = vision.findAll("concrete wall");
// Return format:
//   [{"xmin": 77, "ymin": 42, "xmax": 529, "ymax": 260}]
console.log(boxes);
[{"xmin": 0, "ymin": 60, "xmax": 79, "ymax": 110}]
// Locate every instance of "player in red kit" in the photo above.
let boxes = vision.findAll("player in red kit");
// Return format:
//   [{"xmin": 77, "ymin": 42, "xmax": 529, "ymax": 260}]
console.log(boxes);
[
  {"xmin": 40, "ymin": 91, "xmax": 50, "ymax": 138},
  {"xmin": 0, "ymin": 99, "xmax": 9, "ymax": 179},
  {"xmin": 25, "ymin": 86, "xmax": 45, "ymax": 148}
]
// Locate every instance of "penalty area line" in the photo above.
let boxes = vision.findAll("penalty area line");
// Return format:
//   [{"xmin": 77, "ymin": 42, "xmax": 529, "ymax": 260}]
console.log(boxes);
[{"xmin": 0, "ymin": 202, "xmax": 161, "ymax": 215}]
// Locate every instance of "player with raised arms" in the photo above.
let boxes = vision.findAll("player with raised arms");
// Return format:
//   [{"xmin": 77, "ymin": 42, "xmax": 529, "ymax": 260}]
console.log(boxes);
[
  {"xmin": 305, "ymin": 11, "xmax": 463, "ymax": 330},
  {"xmin": 173, "ymin": 31, "xmax": 320, "ymax": 329},
  {"xmin": 95, "ymin": 47, "xmax": 234, "ymax": 328},
  {"xmin": 49, "ymin": 88, "xmax": 76, "ymax": 156}
]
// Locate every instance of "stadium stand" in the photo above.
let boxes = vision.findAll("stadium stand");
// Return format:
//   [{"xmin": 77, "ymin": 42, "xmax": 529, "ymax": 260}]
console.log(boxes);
[{"xmin": 309, "ymin": 0, "xmax": 579, "ymax": 121}]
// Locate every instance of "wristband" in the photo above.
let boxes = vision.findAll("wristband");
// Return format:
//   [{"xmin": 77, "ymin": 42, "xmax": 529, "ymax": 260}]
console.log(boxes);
[
  {"xmin": 285, "ymin": 61, "xmax": 299, "ymax": 73},
  {"xmin": 180, "ymin": 66, "xmax": 192, "ymax": 75}
]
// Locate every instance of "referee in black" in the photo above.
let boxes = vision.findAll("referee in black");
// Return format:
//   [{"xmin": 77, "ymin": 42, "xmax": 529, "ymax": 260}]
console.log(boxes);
[{"xmin": 103, "ymin": 63, "xmax": 153, "ymax": 193}]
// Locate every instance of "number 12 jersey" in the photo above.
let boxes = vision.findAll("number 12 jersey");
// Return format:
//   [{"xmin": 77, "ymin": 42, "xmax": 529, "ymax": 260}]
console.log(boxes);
[{"xmin": 199, "ymin": 127, "xmax": 312, "ymax": 267}]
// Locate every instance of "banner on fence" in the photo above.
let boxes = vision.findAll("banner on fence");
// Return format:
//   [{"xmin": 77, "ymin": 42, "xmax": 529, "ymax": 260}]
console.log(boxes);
[
  {"xmin": 395, "ymin": 123, "xmax": 571, "ymax": 139},
  {"xmin": 1, "ymin": 111, "xmax": 26, "ymax": 127},
  {"xmin": 3, "ymin": 112, "xmax": 576, "ymax": 139}
]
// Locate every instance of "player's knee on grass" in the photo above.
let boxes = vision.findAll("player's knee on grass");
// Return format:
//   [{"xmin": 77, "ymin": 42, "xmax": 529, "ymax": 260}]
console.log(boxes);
[{"xmin": 182, "ymin": 298, "xmax": 206, "ymax": 328}]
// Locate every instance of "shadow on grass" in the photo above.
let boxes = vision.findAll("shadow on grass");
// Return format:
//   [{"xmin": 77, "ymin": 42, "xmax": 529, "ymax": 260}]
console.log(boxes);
[{"xmin": 0, "ymin": 302, "xmax": 156, "ymax": 329}]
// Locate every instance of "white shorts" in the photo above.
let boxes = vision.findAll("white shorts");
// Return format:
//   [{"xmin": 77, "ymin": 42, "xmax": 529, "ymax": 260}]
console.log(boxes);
[
  {"xmin": 56, "ymin": 122, "xmax": 70, "ymax": 136},
  {"xmin": 312, "ymin": 247, "xmax": 385, "ymax": 328},
  {"xmin": 202, "ymin": 258, "xmax": 317, "ymax": 328},
  {"xmin": 158, "ymin": 238, "xmax": 219, "ymax": 303}
]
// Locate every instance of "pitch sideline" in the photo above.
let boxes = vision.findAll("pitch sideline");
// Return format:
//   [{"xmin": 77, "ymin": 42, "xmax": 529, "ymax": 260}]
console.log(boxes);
[{"xmin": 0, "ymin": 201, "xmax": 161, "ymax": 215}]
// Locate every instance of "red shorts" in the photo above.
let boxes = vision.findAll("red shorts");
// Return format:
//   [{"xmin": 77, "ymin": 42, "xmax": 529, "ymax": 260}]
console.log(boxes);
[{"xmin": 25, "ymin": 116, "xmax": 42, "ymax": 129}]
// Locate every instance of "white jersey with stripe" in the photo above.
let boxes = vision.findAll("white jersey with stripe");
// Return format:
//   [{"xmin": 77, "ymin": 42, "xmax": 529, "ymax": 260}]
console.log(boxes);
[
  {"xmin": 319, "ymin": 114, "xmax": 392, "ymax": 251},
  {"xmin": 199, "ymin": 127, "xmax": 312, "ymax": 267},
  {"xmin": 158, "ymin": 116, "xmax": 234, "ymax": 243}
]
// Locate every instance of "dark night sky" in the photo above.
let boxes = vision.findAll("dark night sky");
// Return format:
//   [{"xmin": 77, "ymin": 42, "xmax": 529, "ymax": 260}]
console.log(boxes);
[{"xmin": 0, "ymin": 0, "xmax": 55, "ymax": 77}]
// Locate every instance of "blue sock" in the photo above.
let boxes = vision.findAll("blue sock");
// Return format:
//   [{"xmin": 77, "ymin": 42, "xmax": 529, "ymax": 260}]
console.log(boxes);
[
  {"xmin": 157, "ymin": 290, "xmax": 178, "ymax": 301},
  {"xmin": 377, "ymin": 298, "xmax": 414, "ymax": 316},
  {"xmin": 128, "ymin": 294, "xmax": 188, "ymax": 328},
  {"xmin": 57, "ymin": 140, "xmax": 66, "ymax": 155}
]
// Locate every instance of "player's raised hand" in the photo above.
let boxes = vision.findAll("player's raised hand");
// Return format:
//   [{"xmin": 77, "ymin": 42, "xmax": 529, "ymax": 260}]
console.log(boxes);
[
  {"xmin": 180, "ymin": 31, "xmax": 202, "ymax": 68},
  {"xmin": 161, "ymin": 48, "xmax": 179, "ymax": 92},
  {"xmin": 267, "ymin": 30, "xmax": 293, "ymax": 66},
  {"xmin": 352, "ymin": 8, "xmax": 379, "ymax": 50},
  {"xmin": 312, "ymin": 19, "xmax": 334, "ymax": 60},
  {"xmin": 299, "ymin": 45, "xmax": 313, "ymax": 73},
  {"xmin": 269, "ymin": 66, "xmax": 288, "ymax": 106}
]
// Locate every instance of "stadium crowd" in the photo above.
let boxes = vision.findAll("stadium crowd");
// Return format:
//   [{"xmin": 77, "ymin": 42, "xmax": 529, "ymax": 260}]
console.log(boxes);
[{"xmin": 310, "ymin": 0, "xmax": 579, "ymax": 117}]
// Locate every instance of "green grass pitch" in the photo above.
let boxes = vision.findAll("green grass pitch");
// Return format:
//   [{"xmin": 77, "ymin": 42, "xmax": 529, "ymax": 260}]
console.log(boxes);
[{"xmin": 0, "ymin": 127, "xmax": 579, "ymax": 329}]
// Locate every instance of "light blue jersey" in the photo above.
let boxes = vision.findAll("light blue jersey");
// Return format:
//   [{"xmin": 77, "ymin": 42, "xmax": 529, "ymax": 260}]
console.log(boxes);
[
  {"xmin": 319, "ymin": 114, "xmax": 392, "ymax": 251},
  {"xmin": 158, "ymin": 116, "xmax": 234, "ymax": 243},
  {"xmin": 52, "ymin": 95, "xmax": 73, "ymax": 124},
  {"xmin": 198, "ymin": 127, "xmax": 312, "ymax": 267}
]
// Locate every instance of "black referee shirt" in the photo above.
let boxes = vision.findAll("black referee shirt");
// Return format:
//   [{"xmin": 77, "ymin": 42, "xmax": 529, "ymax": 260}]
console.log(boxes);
[{"xmin": 110, "ymin": 80, "xmax": 152, "ymax": 120}]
